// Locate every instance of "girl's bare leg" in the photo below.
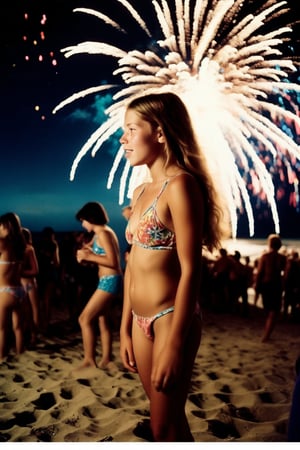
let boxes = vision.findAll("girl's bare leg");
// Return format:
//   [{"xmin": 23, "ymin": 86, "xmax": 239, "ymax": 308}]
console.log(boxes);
[
  {"xmin": 0, "ymin": 301, "xmax": 10, "ymax": 359},
  {"xmin": 133, "ymin": 313, "xmax": 202, "ymax": 441},
  {"xmin": 77, "ymin": 290, "xmax": 111, "ymax": 369},
  {"xmin": 262, "ymin": 311, "xmax": 276, "ymax": 342},
  {"xmin": 12, "ymin": 309, "xmax": 24, "ymax": 355},
  {"xmin": 0, "ymin": 293, "xmax": 24, "ymax": 358},
  {"xmin": 28, "ymin": 287, "xmax": 39, "ymax": 343},
  {"xmin": 98, "ymin": 314, "xmax": 113, "ymax": 368}
]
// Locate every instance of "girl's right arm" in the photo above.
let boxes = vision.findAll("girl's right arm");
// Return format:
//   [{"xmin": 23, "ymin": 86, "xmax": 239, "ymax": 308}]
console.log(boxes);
[{"xmin": 120, "ymin": 261, "xmax": 137, "ymax": 372}]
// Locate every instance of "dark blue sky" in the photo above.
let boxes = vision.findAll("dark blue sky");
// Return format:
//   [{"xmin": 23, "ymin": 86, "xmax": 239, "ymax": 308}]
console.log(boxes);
[
  {"xmin": 1, "ymin": 0, "xmax": 135, "ymax": 244},
  {"xmin": 1, "ymin": 0, "xmax": 300, "ymax": 242}
]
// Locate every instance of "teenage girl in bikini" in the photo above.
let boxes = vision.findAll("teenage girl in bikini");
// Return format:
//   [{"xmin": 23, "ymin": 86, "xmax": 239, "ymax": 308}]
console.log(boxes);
[
  {"xmin": 75, "ymin": 202, "xmax": 123, "ymax": 370},
  {"xmin": 0, "ymin": 212, "xmax": 27, "ymax": 360},
  {"xmin": 119, "ymin": 92, "xmax": 226, "ymax": 441}
]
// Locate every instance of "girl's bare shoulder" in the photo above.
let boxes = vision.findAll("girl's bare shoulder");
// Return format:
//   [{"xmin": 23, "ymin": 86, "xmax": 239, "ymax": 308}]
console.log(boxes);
[
  {"xmin": 99, "ymin": 226, "xmax": 118, "ymax": 243},
  {"xmin": 168, "ymin": 172, "xmax": 200, "ymax": 197}
]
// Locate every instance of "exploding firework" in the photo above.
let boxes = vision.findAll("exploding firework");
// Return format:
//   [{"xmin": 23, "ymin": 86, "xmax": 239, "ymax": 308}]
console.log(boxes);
[{"xmin": 53, "ymin": 0, "xmax": 300, "ymax": 237}]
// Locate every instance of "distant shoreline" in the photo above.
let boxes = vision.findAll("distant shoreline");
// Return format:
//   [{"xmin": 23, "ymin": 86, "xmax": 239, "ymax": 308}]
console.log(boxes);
[{"xmin": 30, "ymin": 231, "xmax": 300, "ymax": 266}]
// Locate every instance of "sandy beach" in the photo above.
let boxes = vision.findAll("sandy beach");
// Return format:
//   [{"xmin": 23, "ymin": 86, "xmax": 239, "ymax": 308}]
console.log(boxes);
[{"xmin": 0, "ymin": 301, "xmax": 299, "ymax": 444}]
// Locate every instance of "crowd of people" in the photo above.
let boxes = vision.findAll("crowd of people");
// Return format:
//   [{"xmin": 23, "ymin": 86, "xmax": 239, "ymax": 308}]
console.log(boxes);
[
  {"xmin": 2, "ymin": 218, "xmax": 299, "ymax": 349},
  {"xmin": 2, "ymin": 214, "xmax": 299, "ymax": 351},
  {"xmin": 201, "ymin": 236, "xmax": 300, "ymax": 331},
  {"xmin": 1, "ymin": 212, "xmax": 300, "ymax": 441}
]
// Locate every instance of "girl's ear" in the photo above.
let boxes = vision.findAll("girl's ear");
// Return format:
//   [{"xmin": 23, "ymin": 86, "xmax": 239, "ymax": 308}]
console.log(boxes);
[{"xmin": 157, "ymin": 127, "xmax": 165, "ymax": 143}]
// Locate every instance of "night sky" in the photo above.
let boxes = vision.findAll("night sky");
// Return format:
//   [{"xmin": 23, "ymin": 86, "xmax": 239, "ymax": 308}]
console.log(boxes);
[
  {"xmin": 1, "ymin": 0, "xmax": 300, "ymax": 242},
  {"xmin": 1, "ymin": 0, "xmax": 132, "ymax": 240}
]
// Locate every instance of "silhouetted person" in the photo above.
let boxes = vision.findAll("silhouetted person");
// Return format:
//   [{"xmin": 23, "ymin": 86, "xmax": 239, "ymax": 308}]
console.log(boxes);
[
  {"xmin": 21, "ymin": 227, "xmax": 40, "ymax": 345},
  {"xmin": 228, "ymin": 250, "xmax": 246, "ymax": 314},
  {"xmin": 255, "ymin": 234, "xmax": 287, "ymax": 342},
  {"xmin": 211, "ymin": 248, "xmax": 234, "ymax": 312},
  {"xmin": 59, "ymin": 231, "xmax": 81, "ymax": 324},
  {"xmin": 240, "ymin": 255, "xmax": 253, "ymax": 317},
  {"xmin": 36, "ymin": 227, "xmax": 60, "ymax": 333}
]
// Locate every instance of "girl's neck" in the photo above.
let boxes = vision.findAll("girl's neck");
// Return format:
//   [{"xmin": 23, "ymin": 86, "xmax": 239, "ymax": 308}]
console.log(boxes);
[
  {"xmin": 150, "ymin": 171, "xmax": 183, "ymax": 184},
  {"xmin": 149, "ymin": 163, "xmax": 182, "ymax": 184}
]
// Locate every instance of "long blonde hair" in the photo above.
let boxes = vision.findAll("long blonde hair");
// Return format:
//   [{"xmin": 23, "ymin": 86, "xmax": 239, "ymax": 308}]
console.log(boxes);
[{"xmin": 127, "ymin": 92, "xmax": 228, "ymax": 251}]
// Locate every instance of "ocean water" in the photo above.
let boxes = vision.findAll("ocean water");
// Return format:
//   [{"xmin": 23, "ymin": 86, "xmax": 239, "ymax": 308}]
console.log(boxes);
[{"xmin": 221, "ymin": 238, "xmax": 300, "ymax": 261}]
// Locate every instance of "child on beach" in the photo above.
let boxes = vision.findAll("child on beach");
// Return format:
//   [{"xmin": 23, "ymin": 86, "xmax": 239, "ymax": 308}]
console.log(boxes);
[
  {"xmin": 119, "ymin": 92, "xmax": 226, "ymax": 441},
  {"xmin": 75, "ymin": 202, "xmax": 123, "ymax": 370},
  {"xmin": 0, "ymin": 212, "xmax": 27, "ymax": 360}
]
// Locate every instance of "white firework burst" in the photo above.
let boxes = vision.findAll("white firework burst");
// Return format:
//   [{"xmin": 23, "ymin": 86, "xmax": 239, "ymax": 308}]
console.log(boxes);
[{"xmin": 53, "ymin": 0, "xmax": 300, "ymax": 238}]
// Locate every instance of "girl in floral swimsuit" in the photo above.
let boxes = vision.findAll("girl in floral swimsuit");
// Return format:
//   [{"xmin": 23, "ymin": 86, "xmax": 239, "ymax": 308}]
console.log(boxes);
[
  {"xmin": 0, "ymin": 212, "xmax": 26, "ymax": 360},
  {"xmin": 120, "ymin": 92, "xmax": 227, "ymax": 441}
]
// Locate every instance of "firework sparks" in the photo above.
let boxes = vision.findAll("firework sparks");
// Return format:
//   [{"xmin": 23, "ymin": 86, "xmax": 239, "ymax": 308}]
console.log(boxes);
[{"xmin": 53, "ymin": 0, "xmax": 300, "ymax": 237}]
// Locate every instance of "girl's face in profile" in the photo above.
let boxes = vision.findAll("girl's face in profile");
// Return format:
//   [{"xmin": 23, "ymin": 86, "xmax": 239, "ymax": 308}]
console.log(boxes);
[{"xmin": 120, "ymin": 109, "xmax": 162, "ymax": 167}]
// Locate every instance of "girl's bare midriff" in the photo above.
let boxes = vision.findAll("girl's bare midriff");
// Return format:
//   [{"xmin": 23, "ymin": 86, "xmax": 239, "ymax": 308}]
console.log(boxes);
[
  {"xmin": 0, "ymin": 253, "xmax": 22, "ymax": 287},
  {"xmin": 127, "ymin": 245, "xmax": 181, "ymax": 316}
]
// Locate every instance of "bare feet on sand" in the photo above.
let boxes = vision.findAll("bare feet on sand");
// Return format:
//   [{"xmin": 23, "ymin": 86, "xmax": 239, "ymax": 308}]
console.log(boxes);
[{"xmin": 99, "ymin": 359, "xmax": 113, "ymax": 369}]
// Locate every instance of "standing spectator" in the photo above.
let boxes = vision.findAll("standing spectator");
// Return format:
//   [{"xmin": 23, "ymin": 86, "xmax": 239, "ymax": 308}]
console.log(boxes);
[
  {"xmin": 119, "ymin": 92, "xmax": 226, "ymax": 441},
  {"xmin": 59, "ymin": 232, "xmax": 81, "ymax": 323},
  {"xmin": 253, "ymin": 255, "xmax": 264, "ymax": 307},
  {"xmin": 228, "ymin": 250, "xmax": 246, "ymax": 314},
  {"xmin": 211, "ymin": 248, "xmax": 234, "ymax": 312},
  {"xmin": 240, "ymin": 255, "xmax": 254, "ymax": 317},
  {"xmin": 255, "ymin": 234, "xmax": 287, "ymax": 342},
  {"xmin": 199, "ymin": 254, "xmax": 214, "ymax": 309},
  {"xmin": 21, "ymin": 227, "xmax": 40, "ymax": 345},
  {"xmin": 75, "ymin": 202, "xmax": 123, "ymax": 370},
  {"xmin": 0, "ymin": 213, "xmax": 26, "ymax": 359},
  {"xmin": 36, "ymin": 227, "xmax": 60, "ymax": 333}
]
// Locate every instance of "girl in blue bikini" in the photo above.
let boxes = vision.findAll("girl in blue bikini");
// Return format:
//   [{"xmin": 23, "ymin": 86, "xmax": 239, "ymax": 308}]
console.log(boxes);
[
  {"xmin": 75, "ymin": 202, "xmax": 123, "ymax": 370},
  {"xmin": 0, "ymin": 212, "xmax": 27, "ymax": 360},
  {"xmin": 120, "ymin": 92, "xmax": 227, "ymax": 441}
]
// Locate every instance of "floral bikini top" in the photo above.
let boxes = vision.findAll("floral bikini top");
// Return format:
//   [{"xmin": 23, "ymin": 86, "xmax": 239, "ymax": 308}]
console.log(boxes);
[{"xmin": 125, "ymin": 180, "xmax": 176, "ymax": 251}]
